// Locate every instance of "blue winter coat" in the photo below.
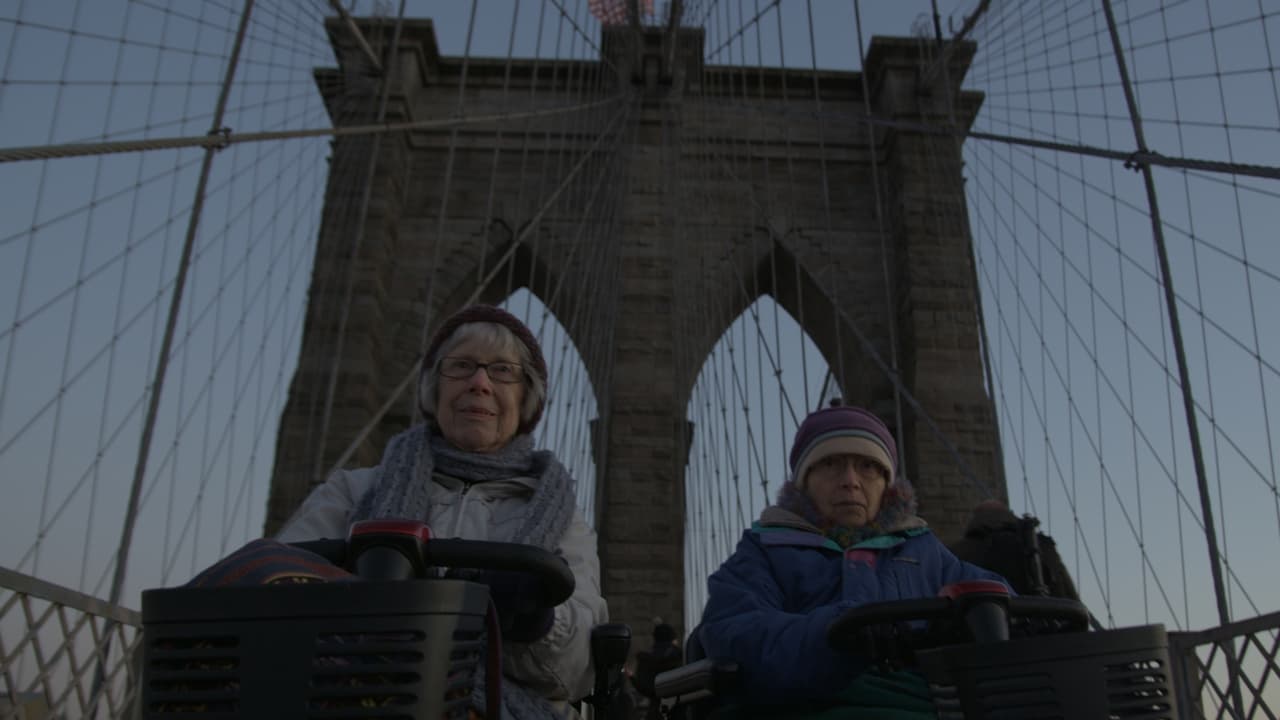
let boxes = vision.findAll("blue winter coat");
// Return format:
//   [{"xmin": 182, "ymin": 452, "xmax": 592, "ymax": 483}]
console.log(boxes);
[{"xmin": 699, "ymin": 507, "xmax": 1010, "ymax": 704}]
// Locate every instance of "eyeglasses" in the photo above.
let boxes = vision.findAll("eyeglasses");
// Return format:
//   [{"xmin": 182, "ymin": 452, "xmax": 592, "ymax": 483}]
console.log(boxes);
[
  {"xmin": 814, "ymin": 454, "xmax": 889, "ymax": 482},
  {"xmin": 439, "ymin": 357, "xmax": 525, "ymax": 384}
]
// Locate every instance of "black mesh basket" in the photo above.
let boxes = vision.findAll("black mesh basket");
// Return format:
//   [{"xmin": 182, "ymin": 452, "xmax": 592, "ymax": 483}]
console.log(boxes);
[
  {"xmin": 141, "ymin": 579, "xmax": 489, "ymax": 719},
  {"xmin": 916, "ymin": 623, "xmax": 1178, "ymax": 720}
]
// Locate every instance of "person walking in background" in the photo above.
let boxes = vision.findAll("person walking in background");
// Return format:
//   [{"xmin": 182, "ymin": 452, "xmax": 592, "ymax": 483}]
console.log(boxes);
[
  {"xmin": 948, "ymin": 499, "xmax": 1080, "ymax": 601},
  {"xmin": 630, "ymin": 621, "xmax": 683, "ymax": 719}
]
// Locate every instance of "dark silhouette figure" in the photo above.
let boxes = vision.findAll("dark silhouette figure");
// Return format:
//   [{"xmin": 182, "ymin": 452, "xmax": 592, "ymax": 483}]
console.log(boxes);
[
  {"xmin": 631, "ymin": 623, "xmax": 682, "ymax": 719},
  {"xmin": 950, "ymin": 500, "xmax": 1080, "ymax": 600}
]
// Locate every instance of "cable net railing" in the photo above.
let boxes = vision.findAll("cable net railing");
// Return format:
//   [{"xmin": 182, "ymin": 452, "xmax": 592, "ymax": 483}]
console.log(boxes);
[
  {"xmin": 1171, "ymin": 612, "xmax": 1280, "ymax": 720},
  {"xmin": 966, "ymin": 0, "xmax": 1279, "ymax": 641},
  {"xmin": 2, "ymin": 1, "xmax": 1279, "ymax": 718},
  {"xmin": 0, "ymin": 567, "xmax": 141, "ymax": 720}
]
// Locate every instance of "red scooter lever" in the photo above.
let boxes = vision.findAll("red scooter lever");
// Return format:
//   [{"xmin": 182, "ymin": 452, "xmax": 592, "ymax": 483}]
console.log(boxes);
[{"xmin": 347, "ymin": 519, "xmax": 433, "ymax": 580}]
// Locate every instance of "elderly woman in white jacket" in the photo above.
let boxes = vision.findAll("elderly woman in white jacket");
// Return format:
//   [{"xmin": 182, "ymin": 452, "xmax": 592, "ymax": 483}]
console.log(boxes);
[{"xmin": 276, "ymin": 304, "xmax": 608, "ymax": 720}]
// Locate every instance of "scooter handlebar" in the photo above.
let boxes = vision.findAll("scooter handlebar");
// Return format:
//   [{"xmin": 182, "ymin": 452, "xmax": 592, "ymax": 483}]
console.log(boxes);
[
  {"xmin": 286, "ymin": 536, "xmax": 575, "ymax": 608},
  {"xmin": 827, "ymin": 587, "xmax": 1089, "ymax": 656}
]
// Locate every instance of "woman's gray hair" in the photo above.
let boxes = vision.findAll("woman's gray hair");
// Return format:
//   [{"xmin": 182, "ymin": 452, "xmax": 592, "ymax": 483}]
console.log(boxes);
[{"xmin": 418, "ymin": 321, "xmax": 548, "ymax": 430}]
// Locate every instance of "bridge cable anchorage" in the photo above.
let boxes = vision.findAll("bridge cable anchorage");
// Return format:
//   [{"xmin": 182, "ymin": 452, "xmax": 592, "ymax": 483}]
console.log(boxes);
[
  {"xmin": 207, "ymin": 127, "xmax": 232, "ymax": 152},
  {"xmin": 327, "ymin": 0, "xmax": 383, "ymax": 74},
  {"xmin": 1123, "ymin": 149, "xmax": 1150, "ymax": 172},
  {"xmin": 920, "ymin": 0, "xmax": 992, "ymax": 88}
]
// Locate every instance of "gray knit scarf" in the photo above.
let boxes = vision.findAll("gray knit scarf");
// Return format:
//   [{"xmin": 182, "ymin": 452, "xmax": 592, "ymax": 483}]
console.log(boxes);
[
  {"xmin": 352, "ymin": 424, "xmax": 574, "ymax": 551},
  {"xmin": 352, "ymin": 423, "xmax": 577, "ymax": 720}
]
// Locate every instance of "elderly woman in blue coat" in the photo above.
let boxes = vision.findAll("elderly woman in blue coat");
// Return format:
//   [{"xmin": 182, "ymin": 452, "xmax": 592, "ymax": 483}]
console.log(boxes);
[{"xmin": 699, "ymin": 405, "xmax": 1009, "ymax": 718}]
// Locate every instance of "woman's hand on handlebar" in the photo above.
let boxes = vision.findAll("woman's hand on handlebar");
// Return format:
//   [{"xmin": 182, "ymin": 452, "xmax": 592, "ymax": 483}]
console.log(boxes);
[{"xmin": 474, "ymin": 569, "xmax": 556, "ymax": 642}]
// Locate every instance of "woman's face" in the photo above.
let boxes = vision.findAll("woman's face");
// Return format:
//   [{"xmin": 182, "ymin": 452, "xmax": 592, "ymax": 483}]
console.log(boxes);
[
  {"xmin": 435, "ymin": 337, "xmax": 526, "ymax": 453},
  {"xmin": 804, "ymin": 453, "xmax": 889, "ymax": 527}
]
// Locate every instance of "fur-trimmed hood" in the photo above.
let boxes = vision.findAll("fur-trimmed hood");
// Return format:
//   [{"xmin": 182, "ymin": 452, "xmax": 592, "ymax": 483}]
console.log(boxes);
[{"xmin": 760, "ymin": 475, "xmax": 927, "ymax": 549}]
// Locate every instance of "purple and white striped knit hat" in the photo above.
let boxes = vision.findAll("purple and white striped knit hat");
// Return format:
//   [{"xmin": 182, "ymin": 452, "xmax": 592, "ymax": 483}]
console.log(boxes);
[{"xmin": 789, "ymin": 405, "xmax": 897, "ymax": 489}]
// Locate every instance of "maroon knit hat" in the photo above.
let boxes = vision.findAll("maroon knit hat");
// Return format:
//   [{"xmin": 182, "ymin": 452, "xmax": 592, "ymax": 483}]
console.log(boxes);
[
  {"xmin": 422, "ymin": 304, "xmax": 548, "ymax": 433},
  {"xmin": 789, "ymin": 406, "xmax": 898, "ymax": 488}
]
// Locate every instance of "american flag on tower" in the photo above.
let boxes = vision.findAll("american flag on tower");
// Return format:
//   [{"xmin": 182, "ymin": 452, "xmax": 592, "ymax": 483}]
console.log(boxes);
[{"xmin": 589, "ymin": 0, "xmax": 655, "ymax": 25}]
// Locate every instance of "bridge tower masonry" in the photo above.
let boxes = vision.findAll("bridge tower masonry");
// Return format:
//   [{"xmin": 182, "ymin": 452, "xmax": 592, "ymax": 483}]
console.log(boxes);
[{"xmin": 265, "ymin": 18, "xmax": 1005, "ymax": 653}]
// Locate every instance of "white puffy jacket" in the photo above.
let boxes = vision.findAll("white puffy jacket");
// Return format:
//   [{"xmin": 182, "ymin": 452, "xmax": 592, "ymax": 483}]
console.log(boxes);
[{"xmin": 276, "ymin": 466, "xmax": 608, "ymax": 709}]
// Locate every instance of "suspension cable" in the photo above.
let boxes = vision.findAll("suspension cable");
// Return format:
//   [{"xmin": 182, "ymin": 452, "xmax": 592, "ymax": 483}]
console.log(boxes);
[{"xmin": 0, "ymin": 97, "xmax": 625, "ymax": 164}]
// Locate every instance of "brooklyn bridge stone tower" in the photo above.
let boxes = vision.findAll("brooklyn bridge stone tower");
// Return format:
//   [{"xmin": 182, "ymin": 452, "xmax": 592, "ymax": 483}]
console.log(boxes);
[{"xmin": 264, "ymin": 16, "xmax": 1003, "ymax": 642}]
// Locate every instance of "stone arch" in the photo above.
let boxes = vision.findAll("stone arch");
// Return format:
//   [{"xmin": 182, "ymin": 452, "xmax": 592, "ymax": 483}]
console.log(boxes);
[
  {"xmin": 427, "ymin": 219, "xmax": 613, "ymax": 412},
  {"xmin": 673, "ymin": 230, "xmax": 898, "ymax": 425},
  {"xmin": 753, "ymin": 231, "xmax": 899, "ymax": 423}
]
